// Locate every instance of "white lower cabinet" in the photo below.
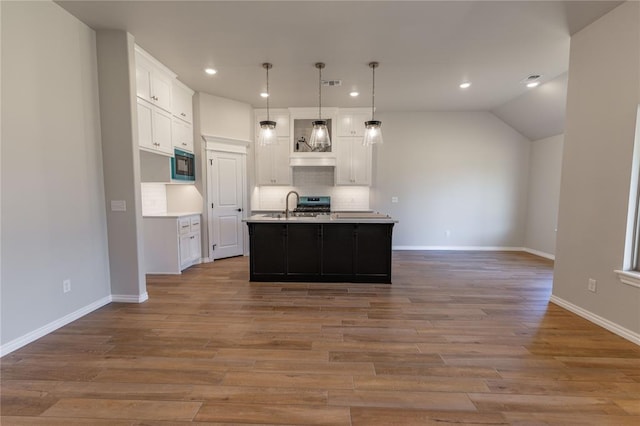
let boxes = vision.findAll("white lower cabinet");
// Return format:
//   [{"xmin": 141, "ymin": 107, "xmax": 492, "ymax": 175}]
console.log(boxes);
[
  {"xmin": 178, "ymin": 216, "xmax": 201, "ymax": 270},
  {"xmin": 143, "ymin": 214, "xmax": 202, "ymax": 274}
]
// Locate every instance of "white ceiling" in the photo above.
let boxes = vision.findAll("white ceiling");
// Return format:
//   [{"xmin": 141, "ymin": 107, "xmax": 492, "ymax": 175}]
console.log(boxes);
[
  {"xmin": 57, "ymin": 1, "xmax": 620, "ymax": 118},
  {"xmin": 492, "ymin": 72, "xmax": 568, "ymax": 140}
]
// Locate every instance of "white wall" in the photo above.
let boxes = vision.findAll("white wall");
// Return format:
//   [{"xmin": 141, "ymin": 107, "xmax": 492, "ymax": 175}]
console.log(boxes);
[
  {"xmin": 95, "ymin": 30, "xmax": 146, "ymax": 300},
  {"xmin": 166, "ymin": 185, "xmax": 203, "ymax": 213},
  {"xmin": 524, "ymin": 134, "xmax": 564, "ymax": 257},
  {"xmin": 553, "ymin": 1, "xmax": 640, "ymax": 335},
  {"xmin": 198, "ymin": 93, "xmax": 253, "ymax": 141},
  {"xmin": 195, "ymin": 92, "xmax": 253, "ymax": 259},
  {"xmin": 1, "ymin": 2, "xmax": 111, "ymax": 346},
  {"xmin": 370, "ymin": 111, "xmax": 530, "ymax": 249}
]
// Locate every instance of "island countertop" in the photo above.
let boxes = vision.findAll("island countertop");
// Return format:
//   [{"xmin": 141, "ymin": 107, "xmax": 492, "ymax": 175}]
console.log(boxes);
[{"xmin": 244, "ymin": 212, "xmax": 397, "ymax": 224}]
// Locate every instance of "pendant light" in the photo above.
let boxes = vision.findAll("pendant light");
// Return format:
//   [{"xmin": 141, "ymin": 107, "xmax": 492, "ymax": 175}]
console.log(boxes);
[
  {"xmin": 363, "ymin": 61, "xmax": 383, "ymax": 146},
  {"xmin": 309, "ymin": 62, "xmax": 331, "ymax": 149},
  {"xmin": 258, "ymin": 63, "xmax": 277, "ymax": 146}
]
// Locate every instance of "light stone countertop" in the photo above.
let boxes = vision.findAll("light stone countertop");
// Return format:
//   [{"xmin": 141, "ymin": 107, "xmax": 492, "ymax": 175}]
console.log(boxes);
[
  {"xmin": 244, "ymin": 213, "xmax": 397, "ymax": 224},
  {"xmin": 143, "ymin": 212, "xmax": 201, "ymax": 218}
]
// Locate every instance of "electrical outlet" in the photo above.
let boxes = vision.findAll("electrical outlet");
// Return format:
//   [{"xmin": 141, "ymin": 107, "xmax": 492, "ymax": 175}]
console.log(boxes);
[
  {"xmin": 445, "ymin": 230, "xmax": 451, "ymax": 237},
  {"xmin": 588, "ymin": 278, "xmax": 597, "ymax": 293},
  {"xmin": 63, "ymin": 279, "xmax": 71, "ymax": 293},
  {"xmin": 391, "ymin": 197, "xmax": 398, "ymax": 203}
]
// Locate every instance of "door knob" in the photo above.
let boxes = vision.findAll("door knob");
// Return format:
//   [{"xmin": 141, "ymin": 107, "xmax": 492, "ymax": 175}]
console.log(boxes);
[{"xmin": 236, "ymin": 208, "xmax": 242, "ymax": 212}]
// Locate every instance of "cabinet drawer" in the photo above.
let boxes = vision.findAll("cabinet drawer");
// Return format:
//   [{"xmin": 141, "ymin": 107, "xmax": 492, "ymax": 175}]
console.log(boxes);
[
  {"xmin": 178, "ymin": 218, "xmax": 191, "ymax": 235},
  {"xmin": 190, "ymin": 216, "xmax": 201, "ymax": 233}
]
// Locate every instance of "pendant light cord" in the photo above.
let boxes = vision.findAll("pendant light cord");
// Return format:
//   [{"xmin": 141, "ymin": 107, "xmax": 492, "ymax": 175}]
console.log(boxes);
[
  {"xmin": 266, "ymin": 65, "xmax": 270, "ymax": 122},
  {"xmin": 371, "ymin": 64, "xmax": 376, "ymax": 121},
  {"xmin": 318, "ymin": 65, "xmax": 322, "ymax": 120}
]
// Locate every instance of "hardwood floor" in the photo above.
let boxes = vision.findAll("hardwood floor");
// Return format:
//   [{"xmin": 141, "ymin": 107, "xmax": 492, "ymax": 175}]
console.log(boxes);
[{"xmin": 2, "ymin": 251, "xmax": 639, "ymax": 425}]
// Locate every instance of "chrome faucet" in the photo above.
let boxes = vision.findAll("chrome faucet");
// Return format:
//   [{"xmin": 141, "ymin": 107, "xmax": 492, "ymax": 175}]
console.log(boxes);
[{"xmin": 285, "ymin": 190, "xmax": 300, "ymax": 219}]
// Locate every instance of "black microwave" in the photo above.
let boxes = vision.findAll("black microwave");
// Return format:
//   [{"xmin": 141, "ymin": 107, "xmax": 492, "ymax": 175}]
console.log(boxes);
[{"xmin": 171, "ymin": 148, "xmax": 195, "ymax": 181}]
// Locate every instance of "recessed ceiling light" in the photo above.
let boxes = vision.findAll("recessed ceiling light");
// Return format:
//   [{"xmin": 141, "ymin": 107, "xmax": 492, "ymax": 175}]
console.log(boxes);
[
  {"xmin": 459, "ymin": 82, "xmax": 471, "ymax": 89},
  {"xmin": 349, "ymin": 91, "xmax": 359, "ymax": 97},
  {"xmin": 204, "ymin": 68, "xmax": 217, "ymax": 75},
  {"xmin": 523, "ymin": 74, "xmax": 542, "ymax": 87},
  {"xmin": 260, "ymin": 92, "xmax": 269, "ymax": 98}
]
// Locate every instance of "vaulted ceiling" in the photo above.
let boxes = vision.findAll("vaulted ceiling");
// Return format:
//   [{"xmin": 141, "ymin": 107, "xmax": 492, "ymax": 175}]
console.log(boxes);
[{"xmin": 57, "ymin": 0, "xmax": 621, "ymax": 140}]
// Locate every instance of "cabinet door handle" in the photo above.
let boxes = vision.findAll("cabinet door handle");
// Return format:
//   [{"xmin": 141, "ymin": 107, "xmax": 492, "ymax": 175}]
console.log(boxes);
[{"xmin": 236, "ymin": 208, "xmax": 242, "ymax": 212}]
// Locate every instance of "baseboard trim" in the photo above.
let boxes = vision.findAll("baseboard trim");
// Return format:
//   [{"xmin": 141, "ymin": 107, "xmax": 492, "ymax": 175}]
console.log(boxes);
[
  {"xmin": 550, "ymin": 295, "xmax": 640, "ymax": 346},
  {"xmin": 1, "ymin": 291, "xmax": 150, "ymax": 357},
  {"xmin": 0, "ymin": 295, "xmax": 112, "ymax": 357},
  {"xmin": 391, "ymin": 246, "xmax": 556, "ymax": 261},
  {"xmin": 111, "ymin": 292, "xmax": 149, "ymax": 303},
  {"xmin": 392, "ymin": 245, "xmax": 524, "ymax": 251},
  {"xmin": 522, "ymin": 247, "xmax": 555, "ymax": 260}
]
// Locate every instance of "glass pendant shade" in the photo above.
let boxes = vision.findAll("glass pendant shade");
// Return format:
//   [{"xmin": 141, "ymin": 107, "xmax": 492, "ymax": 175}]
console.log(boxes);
[
  {"xmin": 258, "ymin": 62, "xmax": 276, "ymax": 146},
  {"xmin": 258, "ymin": 120, "xmax": 277, "ymax": 146},
  {"xmin": 309, "ymin": 120, "xmax": 331, "ymax": 148},
  {"xmin": 363, "ymin": 61, "xmax": 383, "ymax": 146},
  {"xmin": 363, "ymin": 120, "xmax": 383, "ymax": 146},
  {"xmin": 309, "ymin": 62, "xmax": 331, "ymax": 150}
]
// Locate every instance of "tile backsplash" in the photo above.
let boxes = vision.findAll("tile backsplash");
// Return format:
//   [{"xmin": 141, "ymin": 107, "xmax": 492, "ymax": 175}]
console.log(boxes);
[
  {"xmin": 292, "ymin": 167, "xmax": 334, "ymax": 187},
  {"xmin": 254, "ymin": 183, "xmax": 370, "ymax": 211},
  {"xmin": 141, "ymin": 183, "xmax": 167, "ymax": 215}
]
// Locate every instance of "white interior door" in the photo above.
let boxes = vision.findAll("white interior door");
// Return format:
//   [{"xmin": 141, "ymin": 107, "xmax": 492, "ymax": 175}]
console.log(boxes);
[{"xmin": 209, "ymin": 151, "xmax": 245, "ymax": 259}]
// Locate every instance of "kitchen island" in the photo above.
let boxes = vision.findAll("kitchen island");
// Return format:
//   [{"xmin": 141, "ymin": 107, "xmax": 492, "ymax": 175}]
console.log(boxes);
[{"xmin": 244, "ymin": 213, "xmax": 397, "ymax": 283}]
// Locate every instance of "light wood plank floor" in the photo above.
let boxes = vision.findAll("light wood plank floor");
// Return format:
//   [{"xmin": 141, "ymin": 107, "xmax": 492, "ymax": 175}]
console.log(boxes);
[{"xmin": 2, "ymin": 251, "xmax": 639, "ymax": 425}]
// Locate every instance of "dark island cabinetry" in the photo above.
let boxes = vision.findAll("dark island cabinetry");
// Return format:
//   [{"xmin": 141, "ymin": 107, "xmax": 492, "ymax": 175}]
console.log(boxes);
[{"xmin": 247, "ymin": 222, "xmax": 394, "ymax": 283}]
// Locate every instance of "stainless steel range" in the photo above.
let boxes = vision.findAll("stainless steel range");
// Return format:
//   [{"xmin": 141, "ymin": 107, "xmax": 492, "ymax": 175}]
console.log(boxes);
[{"xmin": 293, "ymin": 196, "xmax": 331, "ymax": 216}]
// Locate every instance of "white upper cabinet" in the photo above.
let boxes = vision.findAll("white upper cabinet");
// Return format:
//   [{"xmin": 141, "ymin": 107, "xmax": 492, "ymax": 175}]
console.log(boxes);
[
  {"xmin": 135, "ymin": 53, "xmax": 173, "ymax": 113},
  {"xmin": 255, "ymin": 109, "xmax": 291, "ymax": 186},
  {"xmin": 335, "ymin": 137, "xmax": 372, "ymax": 186},
  {"xmin": 172, "ymin": 80, "xmax": 194, "ymax": 124},
  {"xmin": 135, "ymin": 45, "xmax": 195, "ymax": 157},
  {"xmin": 335, "ymin": 109, "xmax": 372, "ymax": 185},
  {"xmin": 137, "ymin": 98, "xmax": 173, "ymax": 156},
  {"xmin": 255, "ymin": 136, "xmax": 291, "ymax": 185},
  {"xmin": 251, "ymin": 107, "xmax": 372, "ymax": 186},
  {"xmin": 171, "ymin": 118, "xmax": 193, "ymax": 152},
  {"xmin": 337, "ymin": 112, "xmax": 369, "ymax": 137}
]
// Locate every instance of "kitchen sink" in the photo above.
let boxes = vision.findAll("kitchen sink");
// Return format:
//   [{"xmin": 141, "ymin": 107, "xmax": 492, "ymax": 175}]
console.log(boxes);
[{"xmin": 261, "ymin": 212, "xmax": 285, "ymax": 219}]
